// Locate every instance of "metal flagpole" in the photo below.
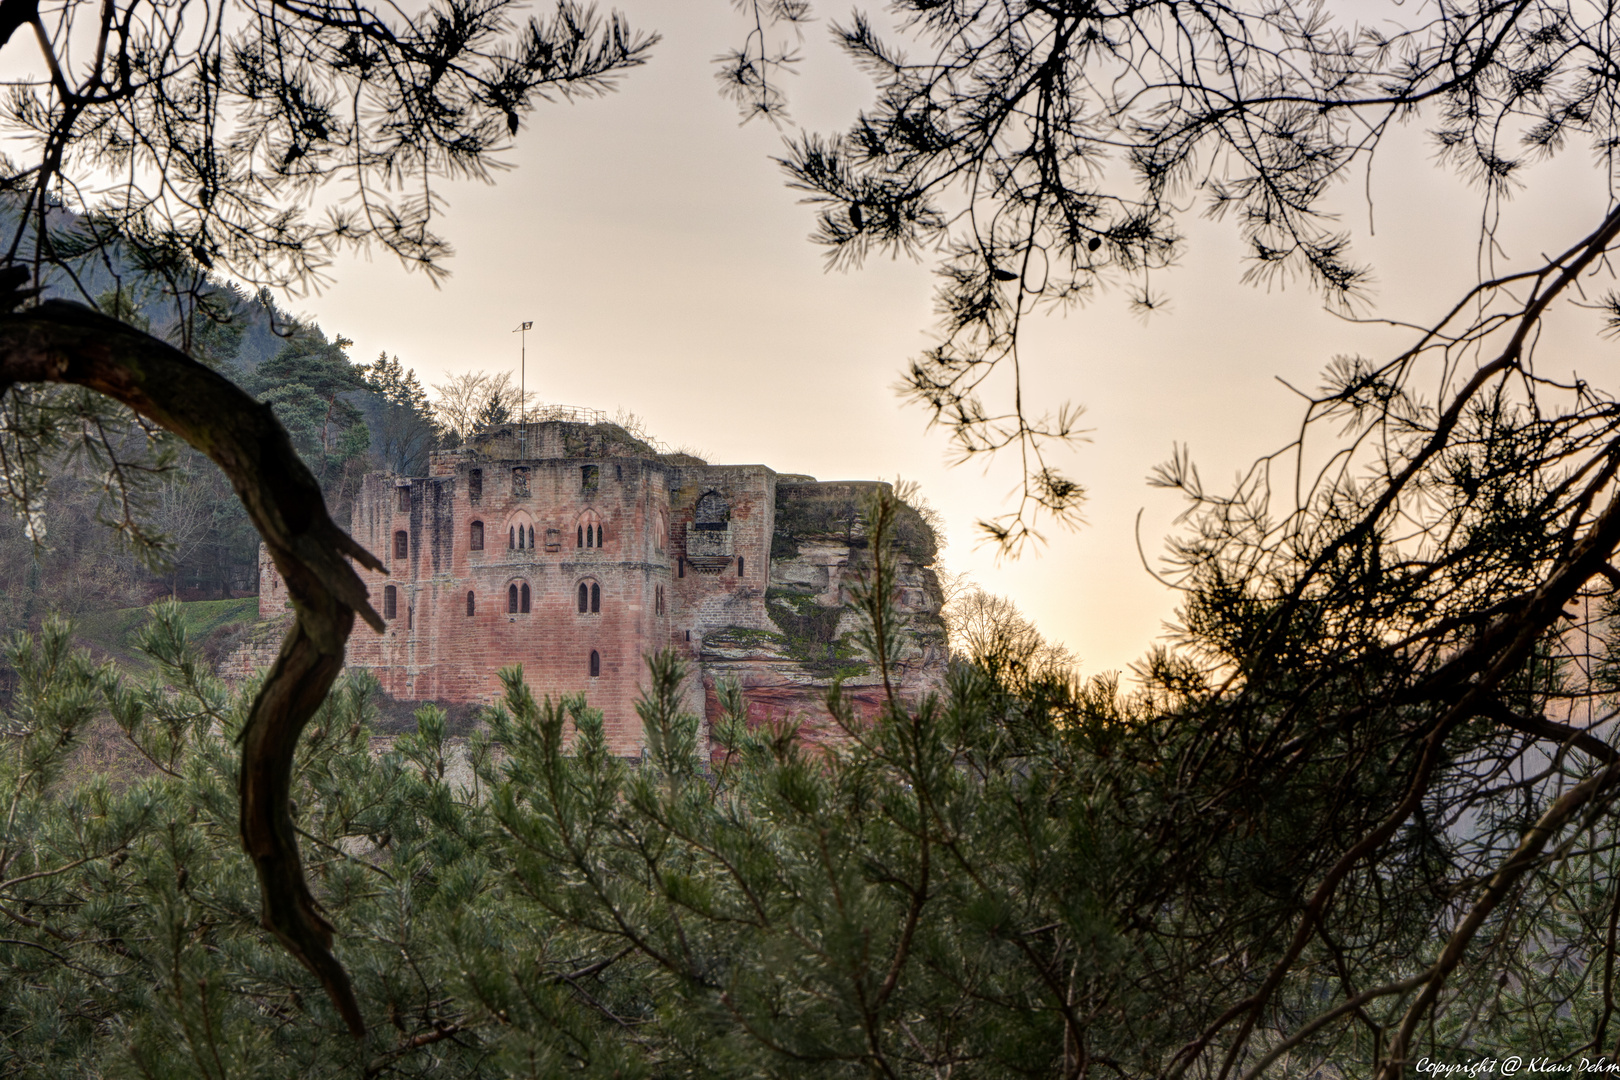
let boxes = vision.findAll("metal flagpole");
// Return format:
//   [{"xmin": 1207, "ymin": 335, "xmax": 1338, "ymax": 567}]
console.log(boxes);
[{"xmin": 514, "ymin": 321, "xmax": 533, "ymax": 456}]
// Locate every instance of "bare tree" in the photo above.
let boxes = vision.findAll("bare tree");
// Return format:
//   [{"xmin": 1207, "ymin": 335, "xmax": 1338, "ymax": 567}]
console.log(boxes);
[
  {"xmin": 150, "ymin": 466, "xmax": 213, "ymax": 597},
  {"xmin": 431, "ymin": 370, "xmax": 536, "ymax": 441}
]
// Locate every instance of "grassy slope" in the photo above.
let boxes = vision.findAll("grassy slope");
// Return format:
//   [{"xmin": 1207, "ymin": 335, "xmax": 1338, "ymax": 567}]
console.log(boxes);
[{"xmin": 75, "ymin": 597, "xmax": 261, "ymax": 673}]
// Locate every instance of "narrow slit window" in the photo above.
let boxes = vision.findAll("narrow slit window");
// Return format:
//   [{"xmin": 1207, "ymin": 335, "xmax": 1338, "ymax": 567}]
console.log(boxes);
[
  {"xmin": 590, "ymin": 582, "xmax": 600, "ymax": 613},
  {"xmin": 470, "ymin": 521, "xmax": 484, "ymax": 551},
  {"xmin": 578, "ymin": 583, "xmax": 588, "ymax": 613},
  {"xmin": 508, "ymin": 584, "xmax": 518, "ymax": 613},
  {"xmin": 383, "ymin": 585, "xmax": 397, "ymax": 620},
  {"xmin": 678, "ymin": 556, "xmax": 685, "ymax": 578},
  {"xmin": 466, "ymin": 590, "xmax": 475, "ymax": 616},
  {"xmin": 520, "ymin": 583, "xmax": 531, "ymax": 613},
  {"xmin": 406, "ymin": 606, "xmax": 412, "ymax": 630},
  {"xmin": 738, "ymin": 556, "xmax": 744, "ymax": 577},
  {"xmin": 589, "ymin": 650, "xmax": 600, "ymax": 677},
  {"xmin": 394, "ymin": 530, "xmax": 408, "ymax": 560},
  {"xmin": 577, "ymin": 525, "xmax": 583, "ymax": 548}
]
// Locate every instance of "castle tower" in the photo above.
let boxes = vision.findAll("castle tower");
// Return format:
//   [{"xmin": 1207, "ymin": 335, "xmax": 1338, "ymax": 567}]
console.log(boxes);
[{"xmin": 257, "ymin": 415, "xmax": 946, "ymax": 756}]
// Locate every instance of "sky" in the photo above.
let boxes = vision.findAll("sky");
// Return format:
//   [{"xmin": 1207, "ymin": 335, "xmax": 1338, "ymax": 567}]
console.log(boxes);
[{"xmin": 287, "ymin": 2, "xmax": 1618, "ymax": 680}]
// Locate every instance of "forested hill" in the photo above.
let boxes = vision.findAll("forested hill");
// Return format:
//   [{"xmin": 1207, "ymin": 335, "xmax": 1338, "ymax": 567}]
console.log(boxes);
[{"xmin": 0, "ymin": 226, "xmax": 439, "ymax": 687}]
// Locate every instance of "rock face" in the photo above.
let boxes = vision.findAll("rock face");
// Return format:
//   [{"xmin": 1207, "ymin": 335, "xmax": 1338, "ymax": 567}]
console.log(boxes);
[
  {"xmin": 244, "ymin": 421, "xmax": 945, "ymax": 755},
  {"xmin": 702, "ymin": 482, "xmax": 947, "ymax": 748}
]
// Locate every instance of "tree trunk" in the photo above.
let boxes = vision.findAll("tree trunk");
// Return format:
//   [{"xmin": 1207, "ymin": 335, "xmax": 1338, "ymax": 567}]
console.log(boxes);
[{"xmin": 0, "ymin": 291, "xmax": 382, "ymax": 1036}]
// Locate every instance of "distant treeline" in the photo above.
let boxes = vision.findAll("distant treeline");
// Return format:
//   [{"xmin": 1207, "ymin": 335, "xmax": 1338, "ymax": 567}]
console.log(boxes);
[{"xmin": 0, "ymin": 243, "xmax": 440, "ymax": 659}]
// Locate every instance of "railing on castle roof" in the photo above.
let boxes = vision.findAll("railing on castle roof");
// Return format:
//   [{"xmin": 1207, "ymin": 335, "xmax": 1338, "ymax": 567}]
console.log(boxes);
[
  {"xmin": 525, "ymin": 403, "xmax": 605, "ymax": 425},
  {"xmin": 519, "ymin": 403, "xmax": 672, "ymax": 455}
]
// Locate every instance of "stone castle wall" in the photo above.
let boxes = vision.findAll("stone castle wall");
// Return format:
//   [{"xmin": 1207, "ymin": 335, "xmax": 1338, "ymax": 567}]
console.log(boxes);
[{"xmin": 252, "ymin": 420, "xmax": 945, "ymax": 755}]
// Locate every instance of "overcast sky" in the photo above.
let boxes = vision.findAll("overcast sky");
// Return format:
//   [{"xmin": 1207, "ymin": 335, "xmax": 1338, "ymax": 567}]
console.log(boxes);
[{"xmin": 294, "ymin": 2, "xmax": 1617, "ymax": 679}]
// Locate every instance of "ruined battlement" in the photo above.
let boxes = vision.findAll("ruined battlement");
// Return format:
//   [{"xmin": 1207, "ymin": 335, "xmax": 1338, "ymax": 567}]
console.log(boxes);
[{"xmin": 257, "ymin": 419, "xmax": 945, "ymax": 755}]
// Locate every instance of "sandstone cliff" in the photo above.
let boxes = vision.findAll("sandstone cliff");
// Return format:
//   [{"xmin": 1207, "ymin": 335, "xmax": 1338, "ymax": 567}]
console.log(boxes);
[{"xmin": 698, "ymin": 481, "xmax": 947, "ymax": 747}]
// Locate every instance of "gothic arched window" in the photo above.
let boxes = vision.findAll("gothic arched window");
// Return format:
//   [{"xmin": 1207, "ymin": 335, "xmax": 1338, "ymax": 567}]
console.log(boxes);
[
  {"xmin": 528, "ymin": 525, "xmax": 535, "ymax": 549},
  {"xmin": 589, "ymin": 650, "xmax": 601, "ymax": 677},
  {"xmin": 508, "ymin": 584, "xmax": 518, "ymax": 613},
  {"xmin": 520, "ymin": 583, "xmax": 531, "ymax": 613},
  {"xmin": 578, "ymin": 582, "xmax": 588, "ymax": 613},
  {"xmin": 509, "ymin": 526, "xmax": 515, "ymax": 549},
  {"xmin": 591, "ymin": 582, "xmax": 600, "ymax": 613},
  {"xmin": 466, "ymin": 590, "xmax": 475, "ymax": 616}
]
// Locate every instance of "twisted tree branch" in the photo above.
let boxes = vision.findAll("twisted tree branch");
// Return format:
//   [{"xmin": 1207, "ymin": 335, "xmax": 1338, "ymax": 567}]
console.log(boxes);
[{"xmin": 0, "ymin": 286, "xmax": 383, "ymax": 1035}]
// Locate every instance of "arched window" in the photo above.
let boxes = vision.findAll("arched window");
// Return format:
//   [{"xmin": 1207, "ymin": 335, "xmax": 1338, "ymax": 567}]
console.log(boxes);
[
  {"xmin": 528, "ymin": 525, "xmax": 535, "ymax": 549},
  {"xmin": 520, "ymin": 583, "xmax": 531, "ymax": 613},
  {"xmin": 509, "ymin": 526, "xmax": 515, "ymax": 549},
  {"xmin": 470, "ymin": 521, "xmax": 484, "ymax": 551},
  {"xmin": 518, "ymin": 525, "xmax": 525, "ymax": 549},
  {"xmin": 508, "ymin": 584, "xmax": 518, "ymax": 613},
  {"xmin": 578, "ymin": 582, "xmax": 588, "ymax": 613},
  {"xmin": 576, "ymin": 510, "xmax": 603, "ymax": 550},
  {"xmin": 655, "ymin": 511, "xmax": 667, "ymax": 552},
  {"xmin": 383, "ymin": 585, "xmax": 397, "ymax": 620},
  {"xmin": 394, "ymin": 530, "xmax": 408, "ymax": 559},
  {"xmin": 591, "ymin": 582, "xmax": 600, "ymax": 613},
  {"xmin": 589, "ymin": 650, "xmax": 601, "ymax": 677},
  {"xmin": 466, "ymin": 590, "xmax": 475, "ymax": 616}
]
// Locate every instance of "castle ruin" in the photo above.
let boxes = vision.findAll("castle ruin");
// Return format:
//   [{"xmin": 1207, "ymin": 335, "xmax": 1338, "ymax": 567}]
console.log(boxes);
[{"xmin": 256, "ymin": 414, "xmax": 947, "ymax": 754}]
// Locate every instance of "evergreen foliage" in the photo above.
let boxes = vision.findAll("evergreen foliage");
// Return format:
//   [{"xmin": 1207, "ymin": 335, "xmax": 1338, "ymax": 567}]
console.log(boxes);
[{"xmin": 5, "ymin": 485, "xmax": 1620, "ymax": 1076}]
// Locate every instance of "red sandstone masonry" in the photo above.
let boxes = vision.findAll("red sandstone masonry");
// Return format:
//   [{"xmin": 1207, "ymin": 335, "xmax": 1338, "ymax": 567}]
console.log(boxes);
[{"xmin": 256, "ymin": 421, "xmax": 945, "ymax": 756}]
